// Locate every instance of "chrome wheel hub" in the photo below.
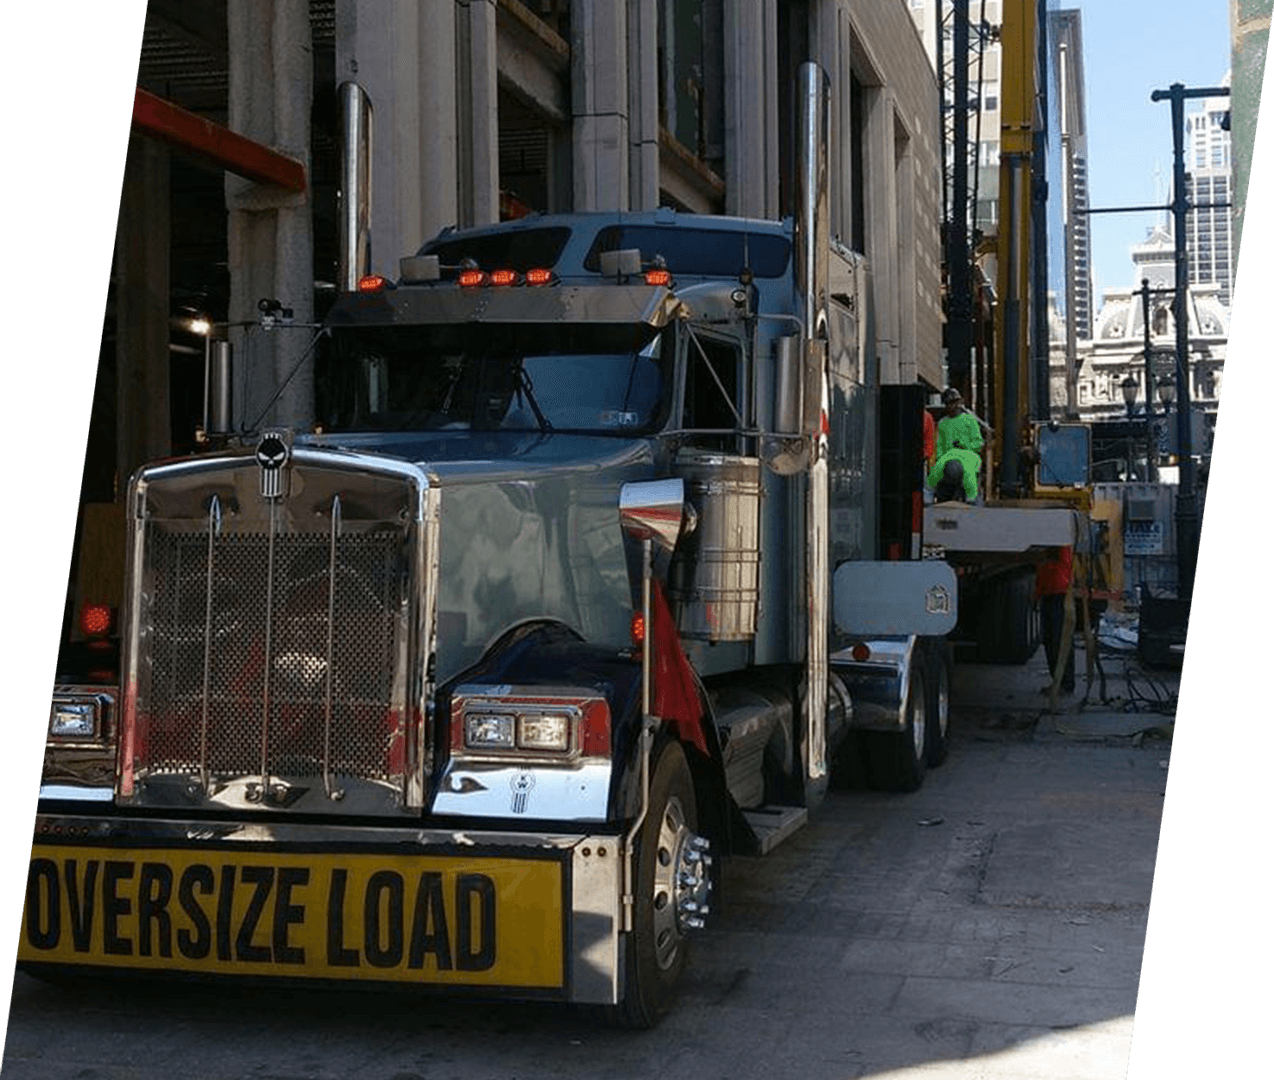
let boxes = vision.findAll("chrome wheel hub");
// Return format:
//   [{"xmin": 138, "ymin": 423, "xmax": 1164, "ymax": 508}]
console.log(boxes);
[
  {"xmin": 651, "ymin": 795, "xmax": 711, "ymax": 971},
  {"xmin": 910, "ymin": 674, "xmax": 927, "ymax": 761}
]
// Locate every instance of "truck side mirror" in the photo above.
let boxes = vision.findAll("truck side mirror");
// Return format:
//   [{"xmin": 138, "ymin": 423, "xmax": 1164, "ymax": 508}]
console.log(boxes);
[
  {"xmin": 619, "ymin": 478, "xmax": 686, "ymax": 552},
  {"xmin": 766, "ymin": 335, "xmax": 812, "ymax": 475}
]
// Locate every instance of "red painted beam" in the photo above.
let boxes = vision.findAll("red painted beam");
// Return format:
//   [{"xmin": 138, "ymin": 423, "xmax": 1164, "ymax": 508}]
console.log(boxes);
[{"xmin": 132, "ymin": 88, "xmax": 306, "ymax": 193}]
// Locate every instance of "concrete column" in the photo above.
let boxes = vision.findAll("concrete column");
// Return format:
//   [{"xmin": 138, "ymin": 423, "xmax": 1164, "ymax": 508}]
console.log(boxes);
[
  {"xmin": 571, "ymin": 0, "xmax": 629, "ymax": 210},
  {"xmin": 335, "ymin": 1, "xmax": 459, "ymax": 265},
  {"xmin": 1231, "ymin": 0, "xmax": 1271, "ymax": 254},
  {"xmin": 458, "ymin": 0, "xmax": 500, "ymax": 226},
  {"xmin": 723, "ymin": 0, "xmax": 779, "ymax": 218},
  {"xmin": 865, "ymin": 87, "xmax": 901, "ymax": 383},
  {"xmin": 226, "ymin": 0, "xmax": 314, "ymax": 431},
  {"xmin": 627, "ymin": 0, "xmax": 659, "ymax": 209},
  {"xmin": 806, "ymin": 0, "xmax": 854, "ymax": 244},
  {"xmin": 419, "ymin": 5, "xmax": 460, "ymax": 241},
  {"xmin": 895, "ymin": 131, "xmax": 917, "ymax": 384},
  {"xmin": 115, "ymin": 135, "xmax": 171, "ymax": 492}
]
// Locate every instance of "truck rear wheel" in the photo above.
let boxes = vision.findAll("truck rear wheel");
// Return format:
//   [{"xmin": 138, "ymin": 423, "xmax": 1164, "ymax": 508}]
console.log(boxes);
[
  {"xmin": 923, "ymin": 641, "xmax": 952, "ymax": 767},
  {"xmin": 605, "ymin": 739, "xmax": 703, "ymax": 1028},
  {"xmin": 976, "ymin": 570, "xmax": 1040, "ymax": 664},
  {"xmin": 867, "ymin": 666, "xmax": 927, "ymax": 793}
]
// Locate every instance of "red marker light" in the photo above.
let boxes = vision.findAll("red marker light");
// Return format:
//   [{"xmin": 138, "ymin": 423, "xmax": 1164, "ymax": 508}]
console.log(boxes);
[
  {"xmin": 490, "ymin": 269, "xmax": 519, "ymax": 286},
  {"xmin": 630, "ymin": 612, "xmax": 646, "ymax": 646},
  {"xmin": 526, "ymin": 268, "xmax": 554, "ymax": 285},
  {"xmin": 458, "ymin": 269, "xmax": 487, "ymax": 287},
  {"xmin": 357, "ymin": 274, "xmax": 388, "ymax": 292},
  {"xmin": 80, "ymin": 603, "xmax": 113, "ymax": 638},
  {"xmin": 851, "ymin": 642, "xmax": 871, "ymax": 662},
  {"xmin": 644, "ymin": 269, "xmax": 672, "ymax": 286}
]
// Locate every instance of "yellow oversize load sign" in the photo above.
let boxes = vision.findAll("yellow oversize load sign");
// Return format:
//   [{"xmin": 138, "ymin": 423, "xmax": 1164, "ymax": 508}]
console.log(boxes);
[{"xmin": 19, "ymin": 845, "xmax": 566, "ymax": 991}]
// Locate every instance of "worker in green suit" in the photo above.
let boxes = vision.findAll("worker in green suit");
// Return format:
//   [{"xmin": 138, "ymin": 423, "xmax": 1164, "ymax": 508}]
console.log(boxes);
[
  {"xmin": 934, "ymin": 387, "xmax": 985, "ymax": 460},
  {"xmin": 928, "ymin": 446, "xmax": 982, "ymax": 502}
]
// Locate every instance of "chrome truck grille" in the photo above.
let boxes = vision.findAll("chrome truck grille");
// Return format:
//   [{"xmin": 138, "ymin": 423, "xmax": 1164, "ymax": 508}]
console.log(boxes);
[{"xmin": 119, "ymin": 448, "xmax": 439, "ymax": 816}]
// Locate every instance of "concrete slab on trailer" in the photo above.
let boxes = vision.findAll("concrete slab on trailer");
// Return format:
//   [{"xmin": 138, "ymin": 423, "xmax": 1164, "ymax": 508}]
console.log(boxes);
[{"xmin": 924, "ymin": 502, "xmax": 1081, "ymax": 555}]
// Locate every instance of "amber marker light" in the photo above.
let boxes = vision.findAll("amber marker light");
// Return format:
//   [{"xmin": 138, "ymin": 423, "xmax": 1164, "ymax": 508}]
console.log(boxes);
[
  {"xmin": 490, "ymin": 269, "xmax": 519, "ymax": 286},
  {"xmin": 357, "ymin": 274, "xmax": 389, "ymax": 292},
  {"xmin": 459, "ymin": 269, "xmax": 487, "ymax": 287},
  {"xmin": 644, "ymin": 269, "xmax": 672, "ymax": 286},
  {"xmin": 630, "ymin": 612, "xmax": 646, "ymax": 646},
  {"xmin": 526, "ymin": 268, "xmax": 554, "ymax": 285}
]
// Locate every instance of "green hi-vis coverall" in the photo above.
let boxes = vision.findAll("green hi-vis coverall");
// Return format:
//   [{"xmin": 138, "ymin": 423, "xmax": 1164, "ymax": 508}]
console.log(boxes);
[
  {"xmin": 934, "ymin": 411, "xmax": 984, "ymax": 460},
  {"xmin": 927, "ymin": 447, "xmax": 982, "ymax": 502}
]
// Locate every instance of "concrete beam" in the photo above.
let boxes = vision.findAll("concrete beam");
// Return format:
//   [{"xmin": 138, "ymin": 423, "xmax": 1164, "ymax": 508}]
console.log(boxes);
[
  {"xmin": 497, "ymin": 0, "xmax": 570, "ymax": 123},
  {"xmin": 658, "ymin": 128, "xmax": 725, "ymax": 213}
]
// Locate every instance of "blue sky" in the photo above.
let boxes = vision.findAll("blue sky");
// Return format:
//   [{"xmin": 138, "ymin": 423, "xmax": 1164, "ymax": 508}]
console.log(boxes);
[{"xmin": 1065, "ymin": 0, "xmax": 1232, "ymax": 303}]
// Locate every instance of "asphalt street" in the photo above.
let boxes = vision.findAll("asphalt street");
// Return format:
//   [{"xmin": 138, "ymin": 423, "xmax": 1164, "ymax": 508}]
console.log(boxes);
[{"xmin": 2, "ymin": 641, "xmax": 1175, "ymax": 1080}]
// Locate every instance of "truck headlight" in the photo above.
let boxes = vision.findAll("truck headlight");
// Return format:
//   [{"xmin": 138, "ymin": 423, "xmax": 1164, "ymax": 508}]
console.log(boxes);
[
  {"xmin": 465, "ymin": 713, "xmax": 516, "ymax": 750},
  {"xmin": 517, "ymin": 713, "xmax": 570, "ymax": 752},
  {"xmin": 451, "ymin": 688, "xmax": 611, "ymax": 760},
  {"xmin": 49, "ymin": 701, "xmax": 98, "ymax": 739}
]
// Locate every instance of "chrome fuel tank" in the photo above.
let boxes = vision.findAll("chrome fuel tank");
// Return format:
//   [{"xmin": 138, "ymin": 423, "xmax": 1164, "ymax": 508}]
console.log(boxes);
[{"xmin": 667, "ymin": 450, "xmax": 761, "ymax": 642}]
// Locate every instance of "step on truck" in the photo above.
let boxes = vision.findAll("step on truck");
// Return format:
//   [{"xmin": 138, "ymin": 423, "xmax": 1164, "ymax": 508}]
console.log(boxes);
[{"xmin": 24, "ymin": 65, "xmax": 955, "ymax": 1026}]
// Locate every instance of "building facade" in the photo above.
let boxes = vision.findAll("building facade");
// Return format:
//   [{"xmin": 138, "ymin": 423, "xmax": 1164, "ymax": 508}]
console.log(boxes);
[
  {"xmin": 1051, "ymin": 226, "xmax": 1226, "ymax": 465},
  {"xmin": 1183, "ymin": 81, "xmax": 1235, "ymax": 309},
  {"xmin": 91, "ymin": 0, "xmax": 944, "ymax": 511},
  {"xmin": 1047, "ymin": 6, "xmax": 1092, "ymax": 343}
]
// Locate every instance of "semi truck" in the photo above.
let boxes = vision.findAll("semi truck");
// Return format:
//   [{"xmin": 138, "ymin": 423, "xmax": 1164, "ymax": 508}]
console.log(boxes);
[{"xmin": 24, "ymin": 65, "xmax": 956, "ymax": 1026}]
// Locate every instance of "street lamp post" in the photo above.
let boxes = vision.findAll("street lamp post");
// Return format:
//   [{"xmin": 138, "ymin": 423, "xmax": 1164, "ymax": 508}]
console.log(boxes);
[
  {"xmin": 1137, "ymin": 279, "xmax": 1158, "ymax": 481},
  {"xmin": 1151, "ymin": 81, "xmax": 1228, "ymax": 598}
]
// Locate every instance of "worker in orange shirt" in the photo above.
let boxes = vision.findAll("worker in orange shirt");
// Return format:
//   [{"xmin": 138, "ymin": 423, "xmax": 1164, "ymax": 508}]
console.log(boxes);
[{"xmin": 1036, "ymin": 547, "xmax": 1075, "ymax": 694}]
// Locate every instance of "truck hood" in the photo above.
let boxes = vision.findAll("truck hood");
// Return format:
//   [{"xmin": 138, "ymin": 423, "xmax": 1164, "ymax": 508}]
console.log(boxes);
[
  {"xmin": 303, "ymin": 429, "xmax": 655, "ymax": 680},
  {"xmin": 302, "ymin": 429, "xmax": 651, "ymax": 483}
]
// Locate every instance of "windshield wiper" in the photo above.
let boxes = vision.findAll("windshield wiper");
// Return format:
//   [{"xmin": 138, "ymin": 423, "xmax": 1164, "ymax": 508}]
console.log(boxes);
[{"xmin": 516, "ymin": 363, "xmax": 553, "ymax": 433}]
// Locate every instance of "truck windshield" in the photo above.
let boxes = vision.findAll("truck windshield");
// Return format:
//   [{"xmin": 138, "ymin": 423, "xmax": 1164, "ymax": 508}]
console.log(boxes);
[{"xmin": 317, "ymin": 322, "xmax": 670, "ymax": 434}]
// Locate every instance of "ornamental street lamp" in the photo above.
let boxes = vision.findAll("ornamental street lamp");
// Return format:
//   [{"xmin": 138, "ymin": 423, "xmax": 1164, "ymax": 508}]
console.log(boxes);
[
  {"xmin": 1120, "ymin": 374, "xmax": 1141, "ymax": 479},
  {"xmin": 1121, "ymin": 374, "xmax": 1139, "ymax": 417}
]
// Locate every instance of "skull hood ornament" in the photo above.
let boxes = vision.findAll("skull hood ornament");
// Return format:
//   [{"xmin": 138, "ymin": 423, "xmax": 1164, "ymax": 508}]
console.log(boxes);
[{"xmin": 256, "ymin": 430, "xmax": 292, "ymax": 499}]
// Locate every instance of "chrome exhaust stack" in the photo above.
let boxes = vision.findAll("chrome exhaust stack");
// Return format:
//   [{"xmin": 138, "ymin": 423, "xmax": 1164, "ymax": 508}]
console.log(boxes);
[
  {"xmin": 794, "ymin": 61, "xmax": 831, "ymax": 793},
  {"xmin": 795, "ymin": 61, "xmax": 830, "ymax": 440},
  {"xmin": 337, "ymin": 81, "xmax": 373, "ymax": 291},
  {"xmin": 202, "ymin": 339, "xmax": 234, "ymax": 438}
]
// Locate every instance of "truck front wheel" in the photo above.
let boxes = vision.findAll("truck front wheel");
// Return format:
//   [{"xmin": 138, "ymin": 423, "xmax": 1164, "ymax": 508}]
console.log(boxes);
[{"xmin": 610, "ymin": 739, "xmax": 705, "ymax": 1028}]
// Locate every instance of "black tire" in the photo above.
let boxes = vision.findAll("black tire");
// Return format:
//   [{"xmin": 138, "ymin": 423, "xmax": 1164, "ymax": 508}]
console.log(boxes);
[
  {"xmin": 923, "ymin": 640, "xmax": 952, "ymax": 767},
  {"xmin": 976, "ymin": 571, "xmax": 1040, "ymax": 665},
  {"xmin": 603, "ymin": 740, "xmax": 701, "ymax": 1029},
  {"xmin": 867, "ymin": 665, "xmax": 927, "ymax": 793}
]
